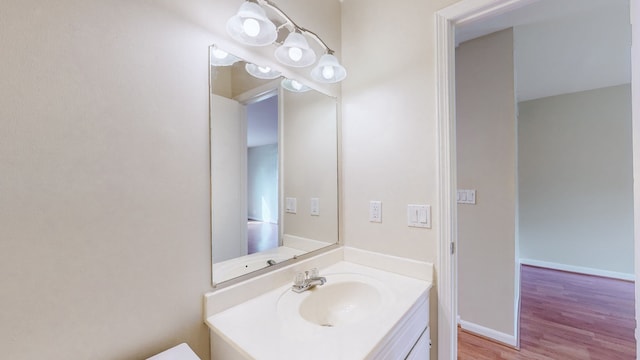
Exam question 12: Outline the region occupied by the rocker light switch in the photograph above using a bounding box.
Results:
[286,197,297,214]
[310,198,320,216]
[457,189,476,205]
[408,204,431,228]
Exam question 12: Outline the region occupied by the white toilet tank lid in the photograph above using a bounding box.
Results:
[146,343,201,360]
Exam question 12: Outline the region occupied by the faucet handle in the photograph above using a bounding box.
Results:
[309,268,320,279]
[294,272,306,286]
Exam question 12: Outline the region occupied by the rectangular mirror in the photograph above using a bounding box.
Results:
[209,45,339,285]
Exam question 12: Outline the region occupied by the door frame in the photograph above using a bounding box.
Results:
[435,0,639,359]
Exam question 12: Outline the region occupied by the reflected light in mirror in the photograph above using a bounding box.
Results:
[282,78,311,93]
[245,63,282,79]
[210,46,241,67]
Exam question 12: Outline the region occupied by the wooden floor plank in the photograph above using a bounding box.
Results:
[458,265,636,360]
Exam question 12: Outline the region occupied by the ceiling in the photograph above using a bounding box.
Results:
[456,0,631,101]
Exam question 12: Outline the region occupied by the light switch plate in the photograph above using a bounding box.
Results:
[457,189,476,205]
[408,204,431,228]
[369,201,382,223]
[285,197,297,214]
[310,198,320,216]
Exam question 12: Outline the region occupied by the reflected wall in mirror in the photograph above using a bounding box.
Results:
[210,45,339,285]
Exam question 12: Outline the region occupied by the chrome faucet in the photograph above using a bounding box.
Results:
[292,268,326,293]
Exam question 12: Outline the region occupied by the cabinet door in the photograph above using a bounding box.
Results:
[406,327,430,360]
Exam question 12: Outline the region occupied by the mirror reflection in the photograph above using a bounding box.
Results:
[210,45,339,284]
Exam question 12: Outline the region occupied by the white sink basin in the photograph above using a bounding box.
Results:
[299,281,381,326]
[277,273,393,328]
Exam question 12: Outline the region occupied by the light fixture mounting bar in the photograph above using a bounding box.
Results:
[256,0,335,54]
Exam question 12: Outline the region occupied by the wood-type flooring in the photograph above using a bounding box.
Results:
[458,265,636,360]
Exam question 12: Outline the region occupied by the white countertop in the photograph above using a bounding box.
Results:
[206,261,431,360]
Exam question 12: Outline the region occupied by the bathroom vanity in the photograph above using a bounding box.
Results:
[204,247,432,359]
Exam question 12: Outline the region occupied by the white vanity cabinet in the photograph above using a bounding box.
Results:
[204,248,433,360]
[406,326,431,359]
[370,289,429,359]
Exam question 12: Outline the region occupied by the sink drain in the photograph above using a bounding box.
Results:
[321,323,334,327]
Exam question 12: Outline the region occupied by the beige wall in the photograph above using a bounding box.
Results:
[282,90,339,244]
[0,1,213,359]
[456,29,518,338]
[518,84,634,275]
[0,0,341,359]
[341,0,461,357]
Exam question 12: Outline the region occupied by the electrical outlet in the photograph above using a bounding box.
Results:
[369,201,382,223]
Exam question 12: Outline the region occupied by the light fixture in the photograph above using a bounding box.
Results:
[311,54,347,83]
[226,2,278,46]
[245,63,282,79]
[274,32,316,67]
[226,0,346,83]
[281,78,311,92]
[210,46,241,66]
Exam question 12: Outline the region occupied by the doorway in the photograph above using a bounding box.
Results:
[246,94,280,254]
[435,0,639,359]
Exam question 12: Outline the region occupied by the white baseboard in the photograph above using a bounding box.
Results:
[459,319,517,347]
[519,258,635,281]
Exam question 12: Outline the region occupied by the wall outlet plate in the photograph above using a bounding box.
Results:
[369,201,382,223]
